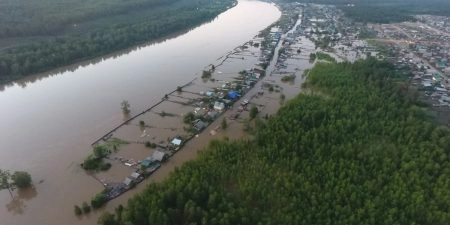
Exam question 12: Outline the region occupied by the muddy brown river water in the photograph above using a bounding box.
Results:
[0,1,281,224]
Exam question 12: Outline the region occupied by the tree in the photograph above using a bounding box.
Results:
[202,70,212,79]
[1,169,33,197]
[12,171,32,189]
[221,118,228,130]
[82,202,91,213]
[93,145,109,159]
[249,106,259,119]
[121,100,130,114]
[74,205,82,216]
[183,112,196,124]
[91,193,108,209]
[0,169,13,197]
[98,212,117,225]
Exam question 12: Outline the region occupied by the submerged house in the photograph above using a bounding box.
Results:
[171,137,182,146]
[206,111,218,120]
[152,150,169,162]
[213,101,225,111]
[140,159,152,168]
[123,177,133,187]
[193,119,208,132]
[130,172,141,180]
[227,90,240,100]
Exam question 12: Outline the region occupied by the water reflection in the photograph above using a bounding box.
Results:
[5,186,37,215]
[0,21,214,92]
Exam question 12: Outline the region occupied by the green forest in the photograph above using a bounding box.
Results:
[97,58,450,225]
[0,0,235,84]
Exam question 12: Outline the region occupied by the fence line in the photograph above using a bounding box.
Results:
[91,78,196,146]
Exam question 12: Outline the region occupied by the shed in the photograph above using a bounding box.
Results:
[214,101,225,111]
[171,138,182,146]
[140,159,152,168]
[442,96,450,103]
[145,162,161,174]
[193,119,208,132]
[123,177,133,186]
[207,111,218,119]
[130,172,141,180]
[152,150,168,162]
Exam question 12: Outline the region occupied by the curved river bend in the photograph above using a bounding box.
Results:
[0,1,281,224]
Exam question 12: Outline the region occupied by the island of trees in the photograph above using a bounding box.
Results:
[95,58,450,225]
[0,0,235,84]
[0,169,32,196]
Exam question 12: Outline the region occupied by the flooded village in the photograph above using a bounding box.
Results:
[4,1,444,224]
[76,2,377,214]
[367,12,450,125]
[79,2,311,209]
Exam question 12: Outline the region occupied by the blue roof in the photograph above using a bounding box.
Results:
[227,90,240,100]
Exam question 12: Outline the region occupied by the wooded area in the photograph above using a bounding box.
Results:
[98,58,450,225]
[0,0,234,84]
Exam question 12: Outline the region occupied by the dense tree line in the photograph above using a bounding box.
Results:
[0,0,235,84]
[97,58,450,225]
[0,0,180,38]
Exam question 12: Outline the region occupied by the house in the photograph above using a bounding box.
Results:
[436,87,448,93]
[193,119,208,132]
[123,177,133,186]
[206,111,218,120]
[442,96,450,103]
[145,162,161,175]
[140,159,152,168]
[227,90,240,100]
[152,150,168,162]
[130,172,141,180]
[171,137,182,147]
[213,101,225,111]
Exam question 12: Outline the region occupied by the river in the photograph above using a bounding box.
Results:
[0,1,281,224]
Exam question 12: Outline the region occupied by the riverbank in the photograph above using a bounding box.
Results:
[0,0,236,84]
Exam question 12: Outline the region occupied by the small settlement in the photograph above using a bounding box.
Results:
[81,2,404,208]
[95,66,272,201]
[83,4,304,204]
[369,12,450,124]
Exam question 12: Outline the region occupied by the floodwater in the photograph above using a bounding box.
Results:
[0,1,281,224]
